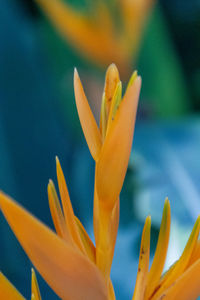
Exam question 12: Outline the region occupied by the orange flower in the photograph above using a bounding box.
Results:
[34,0,154,77]
[1,65,200,300]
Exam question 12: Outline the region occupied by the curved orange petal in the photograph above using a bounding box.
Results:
[108,280,116,300]
[56,157,86,254]
[132,216,151,300]
[96,76,141,209]
[75,216,96,263]
[0,272,25,300]
[104,64,120,114]
[152,216,200,300]
[155,259,200,300]
[48,179,72,244]
[74,69,102,160]
[188,240,200,266]
[95,198,120,280]
[0,192,107,300]
[145,198,171,299]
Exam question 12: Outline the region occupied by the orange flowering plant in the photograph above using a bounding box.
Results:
[34,0,154,76]
[0,65,200,300]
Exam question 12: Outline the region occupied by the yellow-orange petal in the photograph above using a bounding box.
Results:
[188,240,200,266]
[100,93,108,141]
[109,199,120,261]
[153,215,200,300]
[96,76,141,209]
[95,205,114,280]
[56,157,86,254]
[132,216,151,300]
[0,272,25,300]
[145,198,171,299]
[0,192,107,300]
[31,269,42,300]
[104,64,120,114]
[48,180,72,243]
[31,294,36,300]
[106,81,122,133]
[74,68,102,160]
[75,216,96,263]
[155,259,200,300]
[95,197,120,281]
[108,279,116,300]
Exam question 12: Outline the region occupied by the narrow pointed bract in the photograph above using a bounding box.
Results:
[132,217,151,300]
[31,269,42,300]
[48,179,71,242]
[74,68,102,160]
[145,198,171,299]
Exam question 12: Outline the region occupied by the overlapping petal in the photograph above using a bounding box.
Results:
[74,68,102,160]
[132,217,151,300]
[96,76,141,209]
[0,192,107,300]
[145,198,171,299]
[155,259,200,300]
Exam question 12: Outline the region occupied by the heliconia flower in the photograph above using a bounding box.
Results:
[34,0,154,76]
[0,66,200,300]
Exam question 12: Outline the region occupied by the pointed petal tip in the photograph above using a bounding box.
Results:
[74,67,79,79]
[0,191,12,209]
[146,215,151,229]
[165,196,169,203]
[106,63,119,77]
[136,75,142,87]
[48,179,53,186]
[145,215,151,237]
[127,70,141,89]
[55,156,62,171]
[164,197,171,214]
[107,63,118,71]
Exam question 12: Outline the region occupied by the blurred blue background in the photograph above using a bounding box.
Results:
[0,0,200,299]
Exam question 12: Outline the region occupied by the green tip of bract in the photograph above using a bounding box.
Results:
[146,216,151,230]
[108,81,122,126]
[127,70,138,89]
[163,197,171,223]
